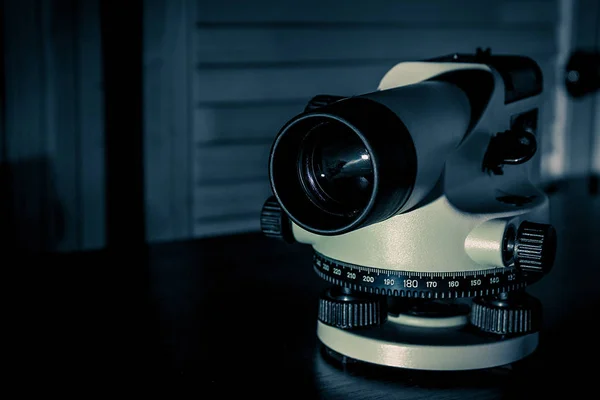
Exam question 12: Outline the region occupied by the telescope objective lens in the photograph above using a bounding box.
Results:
[299,121,374,217]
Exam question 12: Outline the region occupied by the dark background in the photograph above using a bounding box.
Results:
[2,0,599,397]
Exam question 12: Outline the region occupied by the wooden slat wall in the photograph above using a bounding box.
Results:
[540,0,600,182]
[594,98,600,175]
[2,0,105,251]
[143,0,562,240]
[562,0,600,179]
[0,1,5,251]
[0,1,4,166]
[591,3,600,176]
[595,77,600,175]
[77,0,106,249]
[143,0,194,242]
[3,0,47,251]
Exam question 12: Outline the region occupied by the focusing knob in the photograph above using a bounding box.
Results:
[514,221,557,275]
[318,287,387,330]
[260,196,294,243]
[470,292,541,335]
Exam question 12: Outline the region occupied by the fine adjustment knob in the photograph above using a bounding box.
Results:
[470,292,541,335]
[514,221,557,275]
[318,287,387,330]
[260,196,295,243]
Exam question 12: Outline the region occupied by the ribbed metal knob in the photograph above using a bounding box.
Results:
[260,196,294,243]
[318,287,387,330]
[470,292,541,335]
[514,221,557,274]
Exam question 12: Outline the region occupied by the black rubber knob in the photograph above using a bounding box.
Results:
[470,292,541,335]
[260,196,295,243]
[514,221,557,275]
[318,287,387,330]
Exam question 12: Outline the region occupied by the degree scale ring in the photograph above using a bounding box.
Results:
[313,251,527,299]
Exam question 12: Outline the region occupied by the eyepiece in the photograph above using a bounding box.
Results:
[269,97,417,235]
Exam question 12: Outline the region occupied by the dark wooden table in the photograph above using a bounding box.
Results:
[8,178,600,398]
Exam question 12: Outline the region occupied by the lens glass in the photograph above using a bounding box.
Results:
[299,120,374,216]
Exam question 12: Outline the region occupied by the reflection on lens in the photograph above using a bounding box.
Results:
[299,120,374,216]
